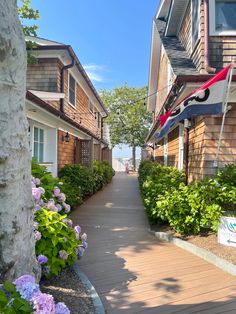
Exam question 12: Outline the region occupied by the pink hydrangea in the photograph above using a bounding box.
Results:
[31,292,55,313]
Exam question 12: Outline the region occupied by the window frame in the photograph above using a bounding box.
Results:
[68,72,76,108]
[33,126,45,163]
[191,0,201,51]
[209,0,236,36]
[89,100,94,113]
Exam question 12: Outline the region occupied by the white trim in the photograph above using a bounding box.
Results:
[191,0,201,51]
[147,21,162,112]
[178,124,184,170]
[164,136,168,166]
[89,100,94,113]
[68,71,77,108]
[209,0,236,36]
[29,90,65,101]
[32,125,45,163]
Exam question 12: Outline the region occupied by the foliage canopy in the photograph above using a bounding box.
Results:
[100,85,152,148]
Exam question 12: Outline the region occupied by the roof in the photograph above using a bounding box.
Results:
[25,36,64,46]
[26,36,108,117]
[155,19,199,77]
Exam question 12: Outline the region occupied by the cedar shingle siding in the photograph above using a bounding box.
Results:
[149,1,236,182]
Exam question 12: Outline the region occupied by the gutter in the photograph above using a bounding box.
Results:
[26,91,108,146]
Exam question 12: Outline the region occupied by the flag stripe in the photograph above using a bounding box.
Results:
[155,102,222,139]
[154,65,232,139]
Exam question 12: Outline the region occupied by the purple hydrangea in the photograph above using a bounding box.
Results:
[32,188,42,202]
[63,203,71,213]
[34,231,41,241]
[76,247,85,257]
[58,193,66,202]
[55,302,70,314]
[38,187,45,194]
[74,225,81,234]
[55,204,62,212]
[31,292,55,314]
[32,180,36,189]
[59,250,68,260]
[53,187,61,197]
[14,275,35,289]
[37,255,48,265]
[82,241,88,249]
[81,233,87,241]
[16,282,40,301]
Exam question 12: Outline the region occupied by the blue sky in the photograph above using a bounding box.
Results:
[30,0,159,158]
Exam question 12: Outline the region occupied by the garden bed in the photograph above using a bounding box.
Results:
[40,268,95,314]
[150,223,236,265]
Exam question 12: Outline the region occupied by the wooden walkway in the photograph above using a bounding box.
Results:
[70,172,236,313]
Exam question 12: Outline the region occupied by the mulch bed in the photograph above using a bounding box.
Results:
[150,223,236,265]
[40,268,95,314]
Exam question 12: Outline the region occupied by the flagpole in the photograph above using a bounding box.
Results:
[215,65,233,170]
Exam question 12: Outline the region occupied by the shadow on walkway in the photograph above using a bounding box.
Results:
[70,173,236,313]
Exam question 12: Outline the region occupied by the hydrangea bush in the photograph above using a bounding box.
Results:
[32,179,87,276]
[0,275,70,313]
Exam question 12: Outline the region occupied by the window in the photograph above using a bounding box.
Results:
[33,127,44,162]
[216,1,236,31]
[69,73,76,106]
[192,0,200,49]
[97,112,101,128]
[210,0,236,35]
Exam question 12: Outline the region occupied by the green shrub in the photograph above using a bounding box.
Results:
[139,162,185,222]
[59,162,113,206]
[35,208,83,276]
[216,164,236,187]
[93,160,113,192]
[139,161,236,235]
[59,164,94,203]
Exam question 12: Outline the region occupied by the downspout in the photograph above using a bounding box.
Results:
[60,56,75,113]
[204,0,216,73]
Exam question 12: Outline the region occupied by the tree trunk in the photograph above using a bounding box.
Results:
[132,145,136,171]
[0,0,39,281]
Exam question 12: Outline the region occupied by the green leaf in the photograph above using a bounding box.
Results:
[3,281,16,293]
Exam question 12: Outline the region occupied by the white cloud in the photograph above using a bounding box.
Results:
[83,64,107,83]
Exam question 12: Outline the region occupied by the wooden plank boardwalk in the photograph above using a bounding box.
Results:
[70,172,236,313]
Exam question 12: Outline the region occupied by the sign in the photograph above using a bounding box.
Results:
[218,216,236,247]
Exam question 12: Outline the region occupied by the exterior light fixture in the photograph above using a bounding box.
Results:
[62,132,70,142]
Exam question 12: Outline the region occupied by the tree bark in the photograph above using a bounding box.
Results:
[0,0,39,281]
[132,145,136,171]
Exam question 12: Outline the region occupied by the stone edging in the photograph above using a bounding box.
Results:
[149,230,236,276]
[73,262,105,314]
